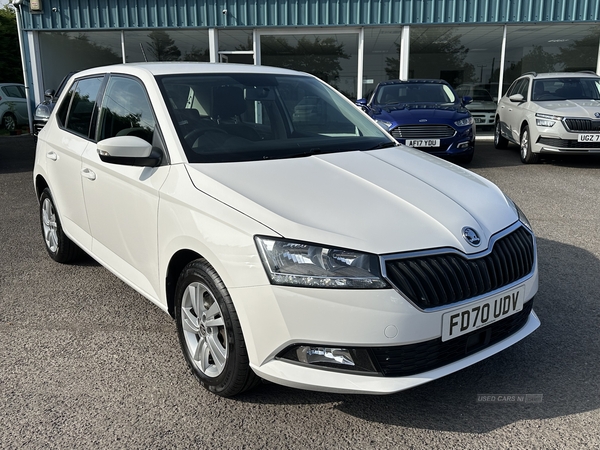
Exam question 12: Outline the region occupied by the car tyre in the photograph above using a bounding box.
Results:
[520,125,539,164]
[2,113,16,131]
[39,188,82,263]
[175,259,260,397]
[494,120,509,149]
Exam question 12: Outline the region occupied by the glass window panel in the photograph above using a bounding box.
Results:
[124,30,210,63]
[362,27,403,101]
[260,33,359,100]
[218,29,253,51]
[64,76,104,138]
[38,32,121,94]
[504,24,600,93]
[409,26,504,95]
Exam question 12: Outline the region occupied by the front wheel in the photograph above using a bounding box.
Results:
[175,259,260,397]
[520,125,540,164]
[39,188,81,263]
[494,120,509,149]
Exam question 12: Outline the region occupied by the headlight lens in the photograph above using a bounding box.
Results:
[535,113,561,128]
[455,116,474,127]
[255,237,388,289]
[34,103,52,120]
[504,195,533,231]
[375,119,393,131]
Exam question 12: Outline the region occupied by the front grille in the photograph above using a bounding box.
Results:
[369,299,533,377]
[384,226,534,309]
[391,124,455,139]
[538,137,600,149]
[563,118,600,132]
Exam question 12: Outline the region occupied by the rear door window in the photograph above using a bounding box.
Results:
[57,76,104,138]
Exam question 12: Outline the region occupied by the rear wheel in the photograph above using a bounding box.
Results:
[494,120,508,149]
[175,259,260,397]
[2,113,16,131]
[39,188,82,263]
[520,125,539,164]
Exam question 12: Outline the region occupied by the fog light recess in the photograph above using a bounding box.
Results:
[277,345,379,373]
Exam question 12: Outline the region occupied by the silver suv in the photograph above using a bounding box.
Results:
[494,71,600,163]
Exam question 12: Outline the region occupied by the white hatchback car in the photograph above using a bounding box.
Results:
[495,71,600,163]
[0,83,28,131]
[34,63,539,396]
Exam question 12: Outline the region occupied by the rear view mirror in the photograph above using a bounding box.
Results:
[245,87,276,101]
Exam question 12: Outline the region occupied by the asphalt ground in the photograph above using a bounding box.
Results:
[1,134,599,449]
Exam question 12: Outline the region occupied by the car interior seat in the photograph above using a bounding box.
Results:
[211,86,261,141]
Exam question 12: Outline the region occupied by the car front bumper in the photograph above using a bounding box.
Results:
[232,266,539,394]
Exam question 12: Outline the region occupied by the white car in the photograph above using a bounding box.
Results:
[0,83,28,131]
[34,63,539,396]
[455,84,497,128]
[495,71,600,163]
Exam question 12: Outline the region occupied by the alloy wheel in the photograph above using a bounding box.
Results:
[180,281,228,378]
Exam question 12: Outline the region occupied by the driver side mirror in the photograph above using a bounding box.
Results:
[462,96,473,105]
[355,98,368,111]
[509,93,525,103]
[97,136,162,167]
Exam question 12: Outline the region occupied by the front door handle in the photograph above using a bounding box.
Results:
[81,168,96,181]
[46,151,58,161]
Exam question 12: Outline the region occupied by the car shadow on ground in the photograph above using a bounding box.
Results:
[239,236,600,434]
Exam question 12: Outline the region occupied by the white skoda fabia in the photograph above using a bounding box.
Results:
[34,63,540,396]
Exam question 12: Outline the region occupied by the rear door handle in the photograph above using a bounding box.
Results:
[81,168,96,181]
[46,151,58,161]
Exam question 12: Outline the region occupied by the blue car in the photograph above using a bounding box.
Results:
[357,79,476,164]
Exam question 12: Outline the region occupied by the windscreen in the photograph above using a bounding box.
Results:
[532,77,600,101]
[157,73,394,163]
[374,83,457,105]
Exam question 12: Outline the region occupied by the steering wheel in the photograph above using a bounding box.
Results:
[536,94,555,100]
[184,127,228,145]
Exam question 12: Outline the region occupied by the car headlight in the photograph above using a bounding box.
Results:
[375,119,393,131]
[535,113,561,128]
[255,237,389,289]
[455,117,474,127]
[34,103,51,120]
[504,195,533,231]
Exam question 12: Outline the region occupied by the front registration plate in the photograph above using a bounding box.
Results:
[578,134,600,142]
[405,139,440,147]
[441,285,525,342]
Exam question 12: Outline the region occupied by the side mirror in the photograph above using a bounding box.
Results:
[355,98,368,111]
[44,89,55,100]
[97,136,162,167]
[462,96,473,105]
[509,93,525,103]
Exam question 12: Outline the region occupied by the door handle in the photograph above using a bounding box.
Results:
[81,168,96,181]
[46,151,58,161]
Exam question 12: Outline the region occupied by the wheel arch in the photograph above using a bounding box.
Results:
[165,249,203,318]
[35,174,49,201]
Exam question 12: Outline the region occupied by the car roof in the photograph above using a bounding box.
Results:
[377,79,451,87]
[523,71,600,79]
[72,62,311,79]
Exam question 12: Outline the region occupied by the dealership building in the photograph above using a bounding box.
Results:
[11,0,600,114]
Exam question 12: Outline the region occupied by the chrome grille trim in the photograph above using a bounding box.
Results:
[381,223,535,311]
[391,124,456,139]
[563,118,600,132]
